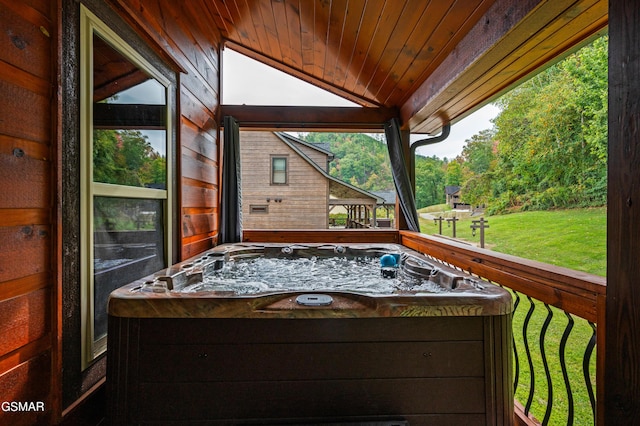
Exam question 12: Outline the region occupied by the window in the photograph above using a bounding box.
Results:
[80,6,173,368]
[272,156,288,184]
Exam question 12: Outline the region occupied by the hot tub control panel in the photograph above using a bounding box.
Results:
[295,294,334,306]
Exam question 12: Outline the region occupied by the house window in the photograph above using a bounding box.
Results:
[80,6,173,368]
[271,156,288,184]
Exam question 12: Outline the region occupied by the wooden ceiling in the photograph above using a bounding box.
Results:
[211,0,494,108]
[206,0,608,133]
[93,35,149,102]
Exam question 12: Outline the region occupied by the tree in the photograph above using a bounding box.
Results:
[459,128,497,207]
[93,129,166,188]
[486,35,608,212]
[414,155,446,208]
[299,132,394,191]
[461,129,496,174]
[445,161,463,186]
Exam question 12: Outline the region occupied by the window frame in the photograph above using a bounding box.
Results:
[271,155,289,185]
[79,5,174,368]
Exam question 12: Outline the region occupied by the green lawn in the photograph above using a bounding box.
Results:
[419,207,606,276]
[418,207,606,424]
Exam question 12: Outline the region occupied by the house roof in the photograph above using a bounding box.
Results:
[445,186,461,195]
[275,132,382,204]
[277,132,334,160]
[372,190,397,206]
[210,0,607,134]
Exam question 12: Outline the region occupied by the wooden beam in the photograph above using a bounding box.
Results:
[242,229,399,244]
[219,105,398,131]
[93,103,166,129]
[401,0,540,131]
[401,0,607,134]
[329,198,376,206]
[605,0,640,423]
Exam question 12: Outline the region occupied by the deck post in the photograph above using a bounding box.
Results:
[605,0,640,423]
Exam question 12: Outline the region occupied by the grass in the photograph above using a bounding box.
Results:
[418,207,606,276]
[418,207,606,424]
[510,293,597,425]
[418,203,452,214]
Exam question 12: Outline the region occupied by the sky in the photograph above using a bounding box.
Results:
[222,49,499,160]
[115,79,167,156]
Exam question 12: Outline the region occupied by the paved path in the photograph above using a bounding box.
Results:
[419,212,437,220]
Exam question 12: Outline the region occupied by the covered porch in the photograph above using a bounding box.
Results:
[2,0,639,425]
[328,180,381,229]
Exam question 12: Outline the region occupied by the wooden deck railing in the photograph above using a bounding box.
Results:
[400,231,607,426]
[242,229,607,425]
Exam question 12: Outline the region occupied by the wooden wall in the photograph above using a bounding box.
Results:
[0,0,57,424]
[111,0,223,260]
[240,131,330,229]
[0,0,222,423]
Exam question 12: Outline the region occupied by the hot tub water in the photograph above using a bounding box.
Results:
[181,255,447,294]
[150,243,486,296]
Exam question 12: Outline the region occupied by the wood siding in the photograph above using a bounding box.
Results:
[111,0,223,259]
[241,131,329,229]
[1,0,223,423]
[0,0,56,425]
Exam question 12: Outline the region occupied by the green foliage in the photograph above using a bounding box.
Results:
[94,197,160,231]
[444,160,463,186]
[329,213,347,227]
[93,129,166,188]
[297,38,608,216]
[302,132,394,192]
[417,203,451,214]
[461,129,496,174]
[415,155,446,208]
[299,132,449,210]
[455,36,608,214]
[460,129,496,207]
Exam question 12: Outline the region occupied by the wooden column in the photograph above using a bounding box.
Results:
[372,203,377,227]
[605,0,640,422]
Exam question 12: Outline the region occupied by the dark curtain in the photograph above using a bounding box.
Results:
[384,118,420,232]
[220,116,242,243]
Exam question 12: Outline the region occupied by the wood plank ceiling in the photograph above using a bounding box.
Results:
[204,0,607,133]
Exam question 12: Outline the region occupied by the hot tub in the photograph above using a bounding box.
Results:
[107,243,513,425]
